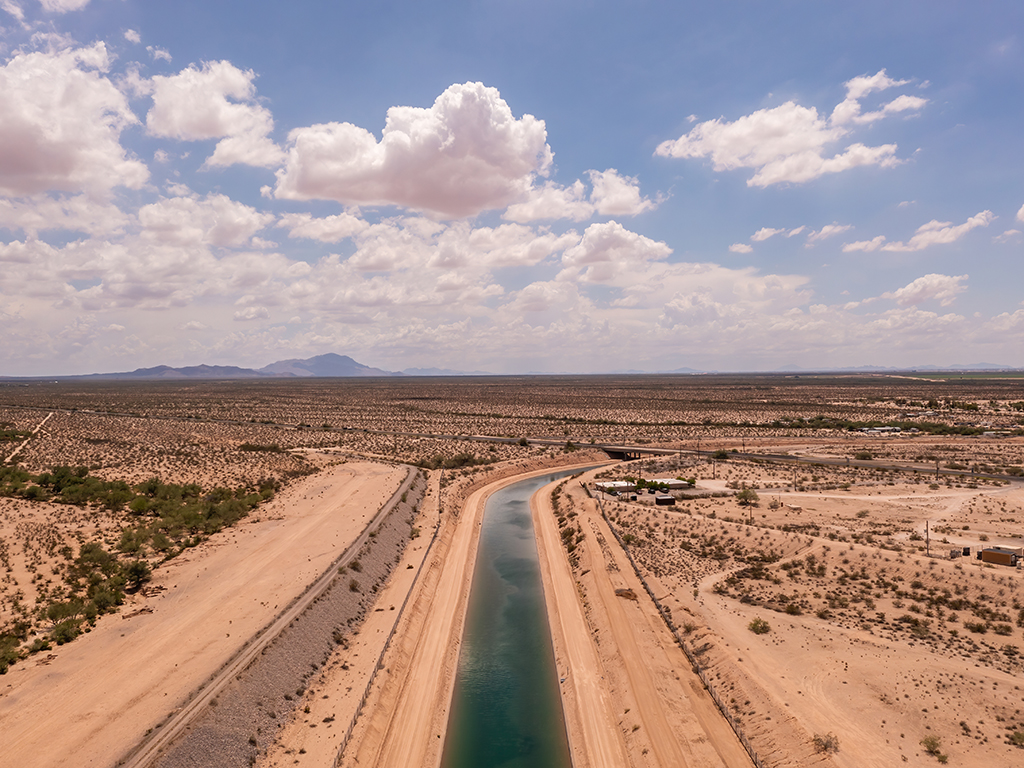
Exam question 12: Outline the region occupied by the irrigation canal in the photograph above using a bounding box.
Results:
[440,467,594,768]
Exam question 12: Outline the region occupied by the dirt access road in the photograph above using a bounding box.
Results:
[534,469,752,768]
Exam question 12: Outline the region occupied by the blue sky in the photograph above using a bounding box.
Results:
[1,0,1021,375]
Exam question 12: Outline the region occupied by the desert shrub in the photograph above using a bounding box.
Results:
[736,487,759,506]
[417,452,491,470]
[52,619,81,645]
[812,732,840,754]
[921,735,946,761]
[0,636,20,674]
[124,560,152,591]
[748,617,771,634]
[238,443,283,452]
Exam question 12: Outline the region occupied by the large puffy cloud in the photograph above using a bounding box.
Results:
[503,180,593,222]
[138,193,275,247]
[560,221,672,284]
[0,43,148,196]
[588,169,657,216]
[656,70,922,186]
[145,60,285,168]
[883,274,967,307]
[274,82,553,218]
[503,169,657,222]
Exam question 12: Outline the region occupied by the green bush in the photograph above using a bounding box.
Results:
[921,735,946,761]
[748,617,771,634]
[52,619,81,645]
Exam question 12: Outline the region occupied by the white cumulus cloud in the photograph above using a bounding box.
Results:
[277,211,370,243]
[751,227,784,242]
[883,273,967,307]
[560,221,671,284]
[138,193,275,248]
[146,60,284,168]
[0,194,129,237]
[806,223,853,244]
[588,168,657,216]
[729,243,753,253]
[274,81,553,219]
[842,236,886,252]
[503,180,594,223]
[234,306,269,321]
[880,211,995,252]
[656,69,922,187]
[0,43,148,196]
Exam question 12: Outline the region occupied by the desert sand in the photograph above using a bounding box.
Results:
[535,468,754,768]
[595,444,1024,767]
[0,459,405,768]
[4,376,1024,768]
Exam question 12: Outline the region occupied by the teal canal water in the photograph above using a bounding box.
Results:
[440,468,590,768]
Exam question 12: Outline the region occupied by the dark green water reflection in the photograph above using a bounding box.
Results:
[440,469,586,768]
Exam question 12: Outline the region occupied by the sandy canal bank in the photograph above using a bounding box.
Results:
[0,458,406,768]
[338,456,609,768]
[533,468,753,767]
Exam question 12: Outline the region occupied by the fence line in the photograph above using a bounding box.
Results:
[333,473,442,767]
[586,486,766,768]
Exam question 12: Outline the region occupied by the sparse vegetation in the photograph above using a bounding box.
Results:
[748,617,771,634]
[813,732,840,754]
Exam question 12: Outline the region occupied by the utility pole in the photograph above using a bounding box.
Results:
[926,519,930,557]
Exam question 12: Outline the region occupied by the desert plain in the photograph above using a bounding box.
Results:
[1,373,1023,768]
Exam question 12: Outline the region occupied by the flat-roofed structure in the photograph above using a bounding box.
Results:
[595,480,636,494]
[648,478,693,490]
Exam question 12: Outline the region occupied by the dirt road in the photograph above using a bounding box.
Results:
[554,472,754,767]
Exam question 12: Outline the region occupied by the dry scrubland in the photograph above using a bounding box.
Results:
[0,374,1023,767]
[587,444,1024,766]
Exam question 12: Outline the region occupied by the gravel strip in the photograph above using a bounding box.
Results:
[153,474,426,768]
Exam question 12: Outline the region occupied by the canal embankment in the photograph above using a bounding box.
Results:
[536,468,754,767]
[341,457,608,768]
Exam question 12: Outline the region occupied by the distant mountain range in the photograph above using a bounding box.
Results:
[3,353,490,380]
[2,354,1020,381]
